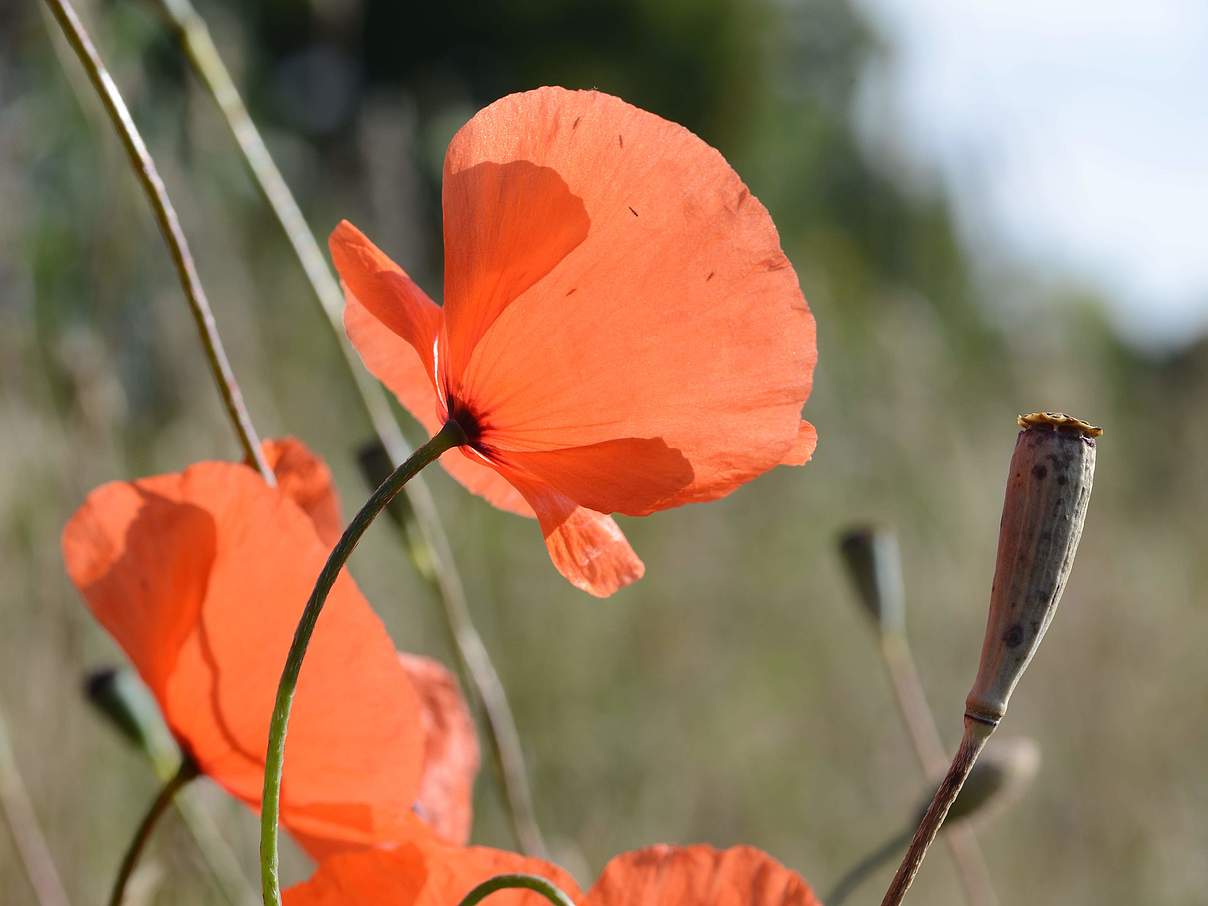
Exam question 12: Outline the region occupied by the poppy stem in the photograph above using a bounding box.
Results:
[40,0,274,484]
[878,636,998,906]
[259,421,466,906]
[456,873,578,906]
[357,443,548,858]
[109,758,200,906]
[147,0,548,858]
[879,720,992,906]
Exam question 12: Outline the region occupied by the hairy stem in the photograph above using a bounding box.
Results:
[151,0,545,856]
[41,0,272,482]
[457,874,578,906]
[259,421,465,906]
[0,706,71,906]
[879,635,997,906]
[109,759,199,906]
[880,720,993,906]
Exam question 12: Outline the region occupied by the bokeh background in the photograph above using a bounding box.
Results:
[2,0,1205,903]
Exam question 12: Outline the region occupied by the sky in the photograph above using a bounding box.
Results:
[854,0,1208,348]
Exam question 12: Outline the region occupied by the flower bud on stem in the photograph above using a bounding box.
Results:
[880,413,1099,906]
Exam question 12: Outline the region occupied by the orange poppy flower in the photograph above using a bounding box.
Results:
[63,438,478,853]
[285,838,821,906]
[332,87,817,597]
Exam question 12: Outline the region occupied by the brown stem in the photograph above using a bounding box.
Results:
[41,0,273,483]
[879,636,997,906]
[881,720,993,906]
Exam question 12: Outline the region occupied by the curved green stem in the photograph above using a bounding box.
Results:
[457,874,578,906]
[259,421,465,906]
[40,0,273,482]
[109,758,199,906]
[357,443,547,857]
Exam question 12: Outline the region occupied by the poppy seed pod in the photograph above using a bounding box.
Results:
[965,412,1100,728]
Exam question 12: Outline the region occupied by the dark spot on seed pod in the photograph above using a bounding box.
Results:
[1003,624,1025,648]
[1032,464,1048,480]
[1057,474,1068,485]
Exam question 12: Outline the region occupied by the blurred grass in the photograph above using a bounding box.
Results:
[3,0,1207,903]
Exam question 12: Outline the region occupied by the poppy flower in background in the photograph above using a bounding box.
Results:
[332,86,817,598]
[284,837,821,906]
[62,438,478,854]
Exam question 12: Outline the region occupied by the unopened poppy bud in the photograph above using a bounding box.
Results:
[965,413,1100,728]
[83,667,174,761]
[928,736,1041,827]
[838,525,906,636]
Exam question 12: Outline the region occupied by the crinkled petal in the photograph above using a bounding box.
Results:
[583,844,821,906]
[399,653,480,845]
[263,437,344,546]
[440,156,590,385]
[63,462,426,849]
[498,466,644,597]
[444,88,815,512]
[331,220,443,386]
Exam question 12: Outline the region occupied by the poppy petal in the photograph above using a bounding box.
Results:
[780,420,818,467]
[64,463,426,849]
[345,292,533,518]
[446,88,815,512]
[285,840,581,906]
[284,845,429,906]
[263,437,344,546]
[398,653,480,845]
[492,437,692,517]
[499,467,644,597]
[330,220,443,387]
[582,844,821,906]
[440,156,590,385]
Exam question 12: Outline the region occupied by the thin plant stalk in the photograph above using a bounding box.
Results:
[149,0,546,857]
[878,635,997,906]
[457,874,578,906]
[41,0,273,483]
[109,759,200,906]
[0,706,71,906]
[169,790,256,906]
[880,720,992,906]
[145,753,254,906]
[260,421,465,906]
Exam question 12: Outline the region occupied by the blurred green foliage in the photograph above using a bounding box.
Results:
[2,0,1206,904]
